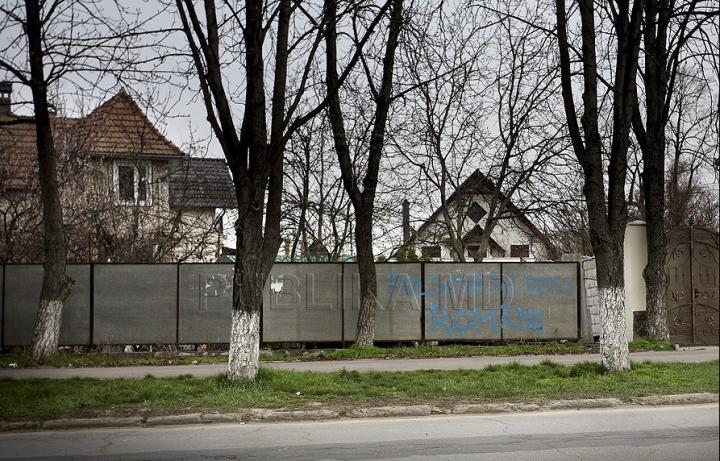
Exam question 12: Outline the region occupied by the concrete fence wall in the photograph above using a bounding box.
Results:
[1,261,583,347]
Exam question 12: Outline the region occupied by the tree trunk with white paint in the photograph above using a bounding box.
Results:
[228,307,261,380]
[354,209,378,346]
[599,286,631,371]
[555,0,641,372]
[24,0,74,363]
[325,0,404,347]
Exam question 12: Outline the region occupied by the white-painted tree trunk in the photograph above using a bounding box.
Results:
[31,299,63,363]
[599,286,631,372]
[227,308,260,380]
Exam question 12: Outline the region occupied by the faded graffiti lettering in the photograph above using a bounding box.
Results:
[269,273,335,310]
[524,275,573,296]
[388,272,573,298]
[430,303,543,336]
[387,272,516,297]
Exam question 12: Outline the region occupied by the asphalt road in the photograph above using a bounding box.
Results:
[1,404,717,460]
[1,347,717,379]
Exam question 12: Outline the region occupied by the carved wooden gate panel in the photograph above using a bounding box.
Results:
[666,226,719,345]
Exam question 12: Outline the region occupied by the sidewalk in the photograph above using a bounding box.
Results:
[1,347,717,379]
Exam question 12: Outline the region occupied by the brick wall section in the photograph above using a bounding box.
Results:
[561,254,599,342]
[581,257,600,338]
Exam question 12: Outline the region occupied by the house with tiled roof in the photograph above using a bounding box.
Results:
[399,169,555,262]
[0,84,235,263]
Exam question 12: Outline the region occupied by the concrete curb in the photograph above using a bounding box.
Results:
[2,393,717,432]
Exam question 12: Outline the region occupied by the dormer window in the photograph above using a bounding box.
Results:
[114,160,152,205]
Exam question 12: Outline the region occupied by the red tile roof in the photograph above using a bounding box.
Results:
[82,89,183,157]
[1,89,183,190]
[0,114,40,189]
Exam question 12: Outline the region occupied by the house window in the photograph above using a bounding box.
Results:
[467,202,487,223]
[467,246,482,259]
[114,160,151,205]
[422,246,441,259]
[511,245,529,258]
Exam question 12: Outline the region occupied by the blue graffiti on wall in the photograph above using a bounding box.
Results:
[524,274,573,296]
[384,271,574,337]
[430,303,543,335]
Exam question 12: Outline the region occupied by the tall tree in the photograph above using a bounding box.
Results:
[325,0,404,346]
[175,0,387,377]
[630,0,717,341]
[555,0,644,372]
[391,1,490,263]
[176,0,309,379]
[664,66,720,231]
[24,0,73,362]
[283,115,355,262]
[0,0,133,361]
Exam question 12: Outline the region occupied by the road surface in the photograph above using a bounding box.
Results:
[1,404,717,461]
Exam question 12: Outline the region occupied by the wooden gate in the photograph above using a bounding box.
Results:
[666,226,719,345]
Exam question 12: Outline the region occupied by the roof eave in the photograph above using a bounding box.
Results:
[90,152,184,161]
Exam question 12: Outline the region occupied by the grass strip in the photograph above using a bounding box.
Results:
[0,338,674,369]
[1,359,716,419]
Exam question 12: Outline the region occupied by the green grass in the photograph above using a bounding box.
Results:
[1,360,716,419]
[0,338,675,368]
[323,342,600,359]
[0,349,228,369]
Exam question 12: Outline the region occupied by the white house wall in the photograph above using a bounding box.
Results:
[425,194,542,261]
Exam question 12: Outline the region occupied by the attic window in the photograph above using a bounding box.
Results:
[467,202,486,223]
[114,160,152,205]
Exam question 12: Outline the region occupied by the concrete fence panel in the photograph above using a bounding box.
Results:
[2,265,90,347]
[178,264,233,344]
[344,263,423,342]
[500,263,579,340]
[93,265,177,345]
[263,263,344,342]
[423,263,503,341]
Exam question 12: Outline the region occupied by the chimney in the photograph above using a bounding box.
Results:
[402,199,410,243]
[0,82,11,115]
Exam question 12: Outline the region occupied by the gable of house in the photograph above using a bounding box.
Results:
[82,89,184,158]
[407,169,554,261]
[1,88,184,192]
[165,157,237,262]
[0,114,38,190]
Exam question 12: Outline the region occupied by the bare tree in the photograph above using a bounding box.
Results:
[465,3,568,262]
[283,114,355,262]
[0,0,95,362]
[390,1,570,263]
[0,1,199,361]
[389,1,490,262]
[665,64,719,231]
[555,0,644,372]
[325,0,404,346]
[629,0,717,342]
[175,0,304,379]
[173,0,388,377]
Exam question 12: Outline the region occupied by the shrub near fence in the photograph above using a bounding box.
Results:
[0,262,582,347]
